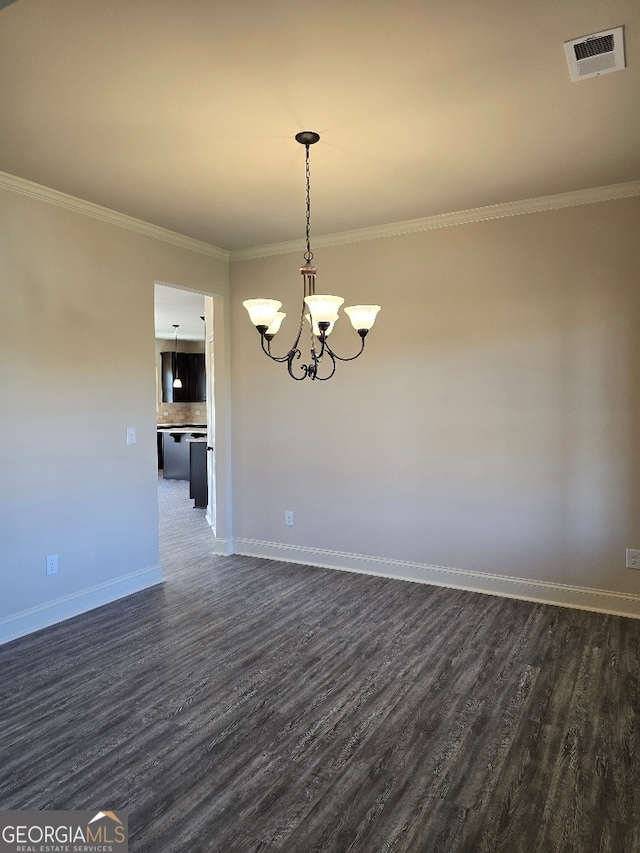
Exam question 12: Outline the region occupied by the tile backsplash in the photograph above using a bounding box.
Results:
[157,402,206,425]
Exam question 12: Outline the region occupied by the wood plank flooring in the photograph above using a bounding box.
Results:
[1,478,639,852]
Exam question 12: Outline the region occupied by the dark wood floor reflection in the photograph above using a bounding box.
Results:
[2,478,639,852]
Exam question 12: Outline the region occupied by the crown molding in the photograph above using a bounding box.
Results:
[0,170,230,262]
[4,169,639,265]
[230,179,640,261]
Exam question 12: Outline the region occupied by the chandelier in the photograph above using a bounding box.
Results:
[243,131,381,381]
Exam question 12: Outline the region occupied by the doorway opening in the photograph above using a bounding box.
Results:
[154,282,219,541]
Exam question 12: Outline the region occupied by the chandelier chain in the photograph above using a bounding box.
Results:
[304,144,313,262]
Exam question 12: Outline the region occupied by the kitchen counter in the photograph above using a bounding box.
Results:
[157,424,207,433]
[157,427,208,507]
[158,426,207,480]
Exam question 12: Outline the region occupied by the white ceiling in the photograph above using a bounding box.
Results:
[154,283,205,342]
[1,0,639,252]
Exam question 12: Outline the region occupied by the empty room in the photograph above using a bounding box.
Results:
[1,0,640,851]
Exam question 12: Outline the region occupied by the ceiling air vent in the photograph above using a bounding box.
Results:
[564,27,625,81]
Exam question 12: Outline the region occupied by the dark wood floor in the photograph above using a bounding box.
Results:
[2,479,639,852]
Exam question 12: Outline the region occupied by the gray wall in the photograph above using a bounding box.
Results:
[230,197,640,612]
[2,179,640,642]
[0,186,229,641]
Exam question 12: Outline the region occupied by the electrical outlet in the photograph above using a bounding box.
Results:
[627,549,640,569]
[285,511,294,527]
[46,554,58,576]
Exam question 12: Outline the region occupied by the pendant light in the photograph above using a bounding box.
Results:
[243,132,381,381]
[172,324,182,389]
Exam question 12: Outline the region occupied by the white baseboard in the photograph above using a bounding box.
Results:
[234,539,640,620]
[205,510,233,555]
[0,564,163,646]
[4,544,637,648]
[211,537,234,556]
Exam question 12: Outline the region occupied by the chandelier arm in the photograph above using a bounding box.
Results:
[260,333,314,380]
[260,316,307,363]
[260,292,307,362]
[287,349,310,380]
[322,333,367,363]
[315,330,328,361]
[312,347,337,381]
[260,334,295,363]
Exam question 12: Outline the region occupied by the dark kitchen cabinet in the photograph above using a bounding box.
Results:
[192,353,206,402]
[189,440,208,508]
[157,431,164,469]
[162,432,190,480]
[161,352,206,403]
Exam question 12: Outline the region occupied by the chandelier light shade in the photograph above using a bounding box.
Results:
[243,298,282,328]
[266,312,287,336]
[305,313,336,338]
[344,304,382,331]
[303,294,344,325]
[243,131,381,381]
